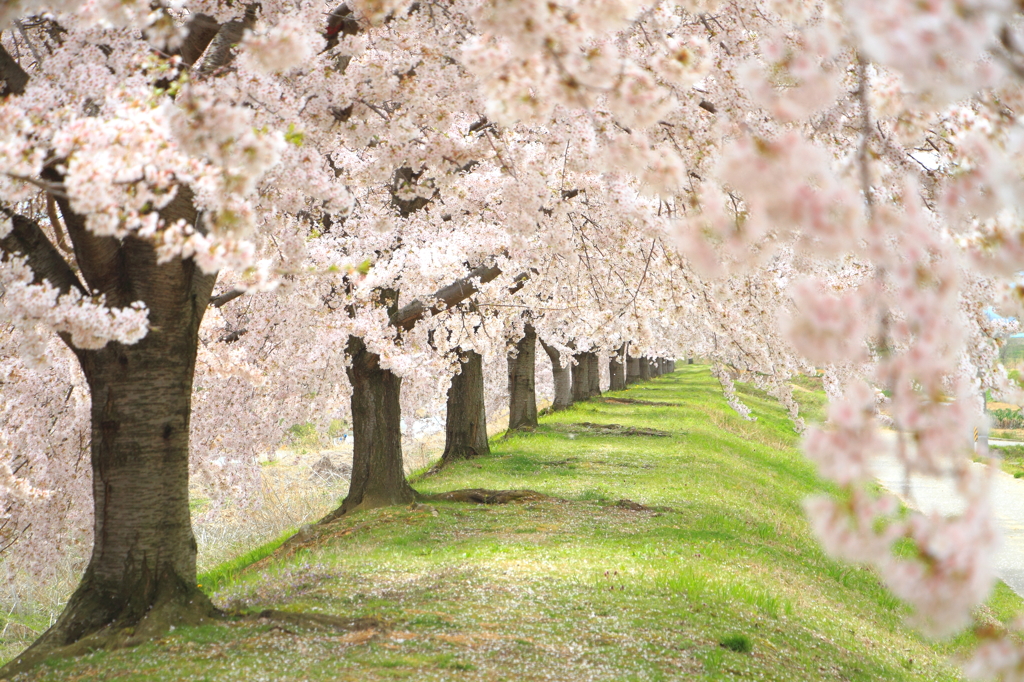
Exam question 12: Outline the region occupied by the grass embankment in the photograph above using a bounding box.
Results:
[12,367,1023,681]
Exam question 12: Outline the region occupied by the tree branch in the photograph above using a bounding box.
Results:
[196,7,257,77]
[178,13,221,67]
[210,288,244,307]
[0,43,29,97]
[0,209,86,296]
[390,263,503,331]
[39,167,124,298]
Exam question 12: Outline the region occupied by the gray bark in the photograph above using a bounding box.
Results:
[586,352,601,397]
[540,339,572,411]
[639,356,652,381]
[626,354,641,384]
[507,325,538,431]
[441,349,490,462]
[609,344,626,391]
[1,194,219,672]
[571,353,590,403]
[329,336,415,518]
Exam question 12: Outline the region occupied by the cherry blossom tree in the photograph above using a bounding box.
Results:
[3,0,1024,679]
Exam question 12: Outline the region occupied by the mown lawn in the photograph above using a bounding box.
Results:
[11,366,1022,681]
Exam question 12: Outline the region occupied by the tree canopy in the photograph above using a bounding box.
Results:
[2,0,1024,677]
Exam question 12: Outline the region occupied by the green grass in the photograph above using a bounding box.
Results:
[196,527,298,595]
[10,366,1023,681]
[986,444,1024,477]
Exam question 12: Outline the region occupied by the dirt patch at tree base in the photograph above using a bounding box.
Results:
[419,489,555,504]
[550,422,675,437]
[595,397,685,407]
[251,610,381,635]
[611,498,677,513]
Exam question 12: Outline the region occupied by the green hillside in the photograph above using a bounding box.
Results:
[12,367,1021,681]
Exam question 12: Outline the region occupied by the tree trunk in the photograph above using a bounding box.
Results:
[507,325,538,431]
[540,339,573,411]
[327,336,415,518]
[639,356,652,381]
[609,344,626,391]
[441,349,490,463]
[586,352,601,397]
[651,358,661,378]
[7,236,219,672]
[571,352,590,403]
[626,354,641,384]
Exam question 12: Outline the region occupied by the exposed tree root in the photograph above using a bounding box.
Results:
[0,585,221,679]
[418,488,555,504]
[612,498,677,513]
[250,610,381,634]
[1,596,381,678]
[420,447,487,477]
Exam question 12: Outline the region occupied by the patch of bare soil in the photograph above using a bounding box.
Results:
[611,498,677,513]
[420,489,556,504]
[550,422,674,437]
[595,397,685,407]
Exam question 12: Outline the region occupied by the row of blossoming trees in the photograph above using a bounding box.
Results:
[1,0,1023,677]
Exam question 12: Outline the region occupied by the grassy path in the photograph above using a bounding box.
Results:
[14,367,1023,681]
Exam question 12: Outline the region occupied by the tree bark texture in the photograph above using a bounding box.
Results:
[586,352,601,397]
[571,353,591,403]
[639,356,652,381]
[441,349,490,462]
[507,325,538,430]
[540,339,572,411]
[332,336,415,516]
[609,345,626,392]
[626,355,641,384]
[4,203,220,671]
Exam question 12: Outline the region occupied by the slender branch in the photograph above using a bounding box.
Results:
[45,193,73,254]
[3,173,67,198]
[210,288,245,307]
[13,21,42,66]
[614,238,657,318]
[856,53,874,218]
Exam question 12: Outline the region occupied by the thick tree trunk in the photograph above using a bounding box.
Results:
[571,352,590,403]
[609,344,626,391]
[639,356,652,381]
[670,360,676,372]
[651,358,661,378]
[507,325,538,431]
[327,336,415,518]
[441,349,490,462]
[626,354,641,384]
[6,235,219,673]
[586,352,601,397]
[540,339,573,411]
